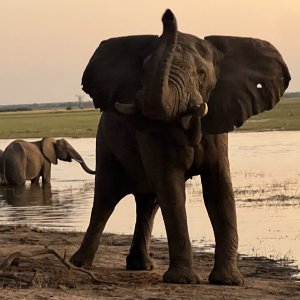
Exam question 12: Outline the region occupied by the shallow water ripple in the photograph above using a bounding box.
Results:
[0,133,299,272]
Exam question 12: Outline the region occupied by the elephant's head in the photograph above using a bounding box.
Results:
[134,10,214,122]
[82,9,290,134]
[114,9,212,126]
[41,138,95,175]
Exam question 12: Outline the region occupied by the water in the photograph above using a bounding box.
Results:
[0,132,299,273]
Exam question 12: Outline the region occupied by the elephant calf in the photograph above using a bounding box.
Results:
[1,137,95,185]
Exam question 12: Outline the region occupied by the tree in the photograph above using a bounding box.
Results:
[75,94,85,109]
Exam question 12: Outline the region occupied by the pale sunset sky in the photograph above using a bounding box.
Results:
[0,0,299,105]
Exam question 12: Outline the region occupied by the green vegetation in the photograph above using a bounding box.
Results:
[239,98,300,131]
[0,109,100,139]
[0,98,299,139]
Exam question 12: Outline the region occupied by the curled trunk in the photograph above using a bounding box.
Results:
[59,139,96,175]
[70,155,95,175]
[137,9,178,121]
[79,160,96,175]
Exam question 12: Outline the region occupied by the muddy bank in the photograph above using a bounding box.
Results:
[0,225,299,299]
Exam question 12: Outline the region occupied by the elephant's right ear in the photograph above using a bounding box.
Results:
[42,137,58,165]
[202,36,291,134]
[81,35,158,110]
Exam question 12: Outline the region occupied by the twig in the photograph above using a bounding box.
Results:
[63,249,67,261]
[0,247,117,285]
[0,271,33,286]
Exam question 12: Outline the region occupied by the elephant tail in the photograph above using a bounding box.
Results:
[3,172,7,185]
[2,152,8,185]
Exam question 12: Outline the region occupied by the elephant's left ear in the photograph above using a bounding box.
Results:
[42,137,58,165]
[202,36,291,134]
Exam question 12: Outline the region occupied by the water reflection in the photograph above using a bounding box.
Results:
[0,184,52,207]
[0,181,95,229]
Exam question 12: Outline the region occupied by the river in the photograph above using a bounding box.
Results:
[0,131,299,276]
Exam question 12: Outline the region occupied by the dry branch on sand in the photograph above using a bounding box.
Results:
[0,246,116,286]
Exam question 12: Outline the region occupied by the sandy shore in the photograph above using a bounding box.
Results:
[0,225,299,299]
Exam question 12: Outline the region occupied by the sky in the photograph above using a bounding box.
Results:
[0,0,299,105]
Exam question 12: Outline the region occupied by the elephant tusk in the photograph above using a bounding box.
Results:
[190,103,208,117]
[114,102,137,114]
[201,103,208,116]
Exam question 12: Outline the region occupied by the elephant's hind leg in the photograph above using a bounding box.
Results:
[126,193,159,270]
[31,176,40,185]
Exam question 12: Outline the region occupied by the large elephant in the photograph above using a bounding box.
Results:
[2,137,95,185]
[70,9,290,285]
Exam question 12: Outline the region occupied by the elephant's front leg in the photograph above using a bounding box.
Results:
[200,134,244,285]
[159,174,199,284]
[70,149,125,268]
[138,133,199,284]
[126,193,159,270]
[41,161,51,184]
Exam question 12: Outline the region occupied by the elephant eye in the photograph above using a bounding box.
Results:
[257,83,263,89]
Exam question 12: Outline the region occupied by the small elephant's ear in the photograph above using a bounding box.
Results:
[41,137,58,164]
[202,36,291,134]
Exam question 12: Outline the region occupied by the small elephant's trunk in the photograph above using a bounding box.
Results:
[60,139,96,175]
[71,156,95,175]
[77,159,96,175]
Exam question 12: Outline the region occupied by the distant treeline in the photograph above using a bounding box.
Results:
[0,101,94,112]
[0,93,299,112]
[283,92,300,98]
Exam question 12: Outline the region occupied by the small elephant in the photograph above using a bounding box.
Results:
[70,10,290,285]
[2,137,95,185]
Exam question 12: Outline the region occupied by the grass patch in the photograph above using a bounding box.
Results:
[239,98,300,131]
[0,98,299,139]
[0,109,100,139]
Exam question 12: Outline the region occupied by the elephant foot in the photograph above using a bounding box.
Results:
[209,264,244,285]
[126,252,154,270]
[69,250,94,268]
[163,266,200,284]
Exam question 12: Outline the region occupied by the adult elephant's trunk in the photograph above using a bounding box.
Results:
[137,9,178,121]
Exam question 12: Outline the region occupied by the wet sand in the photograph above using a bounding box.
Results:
[0,225,299,299]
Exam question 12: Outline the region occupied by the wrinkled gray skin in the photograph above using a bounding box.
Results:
[70,9,290,285]
[2,138,95,185]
